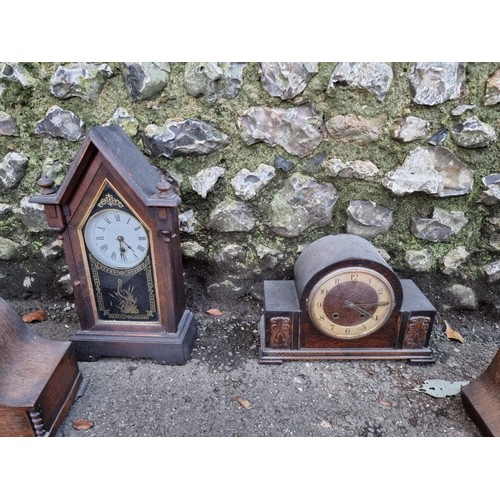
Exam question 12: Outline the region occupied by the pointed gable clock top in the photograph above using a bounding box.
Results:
[32,125,180,208]
[29,124,197,364]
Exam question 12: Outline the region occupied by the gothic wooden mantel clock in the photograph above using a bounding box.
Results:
[31,125,197,364]
[259,234,436,364]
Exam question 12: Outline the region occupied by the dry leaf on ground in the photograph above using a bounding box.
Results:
[379,399,397,407]
[22,309,47,323]
[443,320,464,343]
[235,396,252,410]
[72,418,94,431]
[206,308,224,316]
[413,379,468,398]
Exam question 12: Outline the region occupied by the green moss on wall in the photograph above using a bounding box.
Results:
[0,62,499,299]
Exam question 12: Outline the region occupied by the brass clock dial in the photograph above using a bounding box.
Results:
[307,266,395,339]
[84,208,149,270]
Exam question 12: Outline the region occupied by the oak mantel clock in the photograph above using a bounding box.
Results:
[31,125,197,364]
[259,234,436,364]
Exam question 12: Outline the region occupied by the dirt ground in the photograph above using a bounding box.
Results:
[3,278,499,499]
[7,281,499,438]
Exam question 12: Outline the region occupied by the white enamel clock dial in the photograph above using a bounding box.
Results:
[83,208,149,270]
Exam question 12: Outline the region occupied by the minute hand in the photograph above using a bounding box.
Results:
[347,301,390,307]
[344,301,373,318]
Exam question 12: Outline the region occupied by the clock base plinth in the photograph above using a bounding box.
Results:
[461,348,500,437]
[258,316,434,364]
[71,310,197,365]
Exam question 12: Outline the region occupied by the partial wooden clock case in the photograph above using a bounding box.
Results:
[0,297,82,437]
[259,234,436,364]
[461,347,500,436]
[31,125,197,364]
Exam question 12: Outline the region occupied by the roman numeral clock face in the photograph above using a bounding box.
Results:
[84,209,149,269]
[81,189,158,322]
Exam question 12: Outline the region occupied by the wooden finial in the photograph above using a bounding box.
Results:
[37,173,56,195]
[156,175,172,198]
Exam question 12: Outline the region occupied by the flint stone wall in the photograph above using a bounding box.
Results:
[0,62,499,312]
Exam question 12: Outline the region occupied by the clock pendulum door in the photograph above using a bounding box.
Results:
[82,186,158,323]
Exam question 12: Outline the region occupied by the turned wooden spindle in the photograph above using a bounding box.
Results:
[36,173,56,195]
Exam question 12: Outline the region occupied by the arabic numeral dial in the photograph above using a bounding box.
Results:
[308,267,395,340]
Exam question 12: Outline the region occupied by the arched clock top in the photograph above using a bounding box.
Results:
[294,235,403,309]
